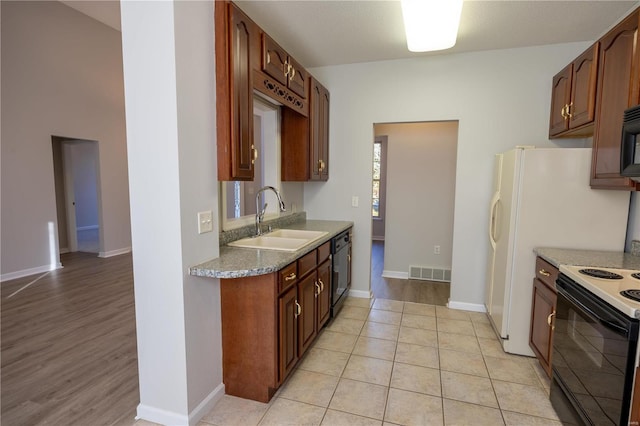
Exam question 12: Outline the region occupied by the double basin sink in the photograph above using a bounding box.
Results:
[227,229,328,252]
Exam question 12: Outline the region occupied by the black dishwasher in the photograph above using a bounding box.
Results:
[330,229,351,317]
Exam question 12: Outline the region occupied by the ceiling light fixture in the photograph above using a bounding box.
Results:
[400,0,463,52]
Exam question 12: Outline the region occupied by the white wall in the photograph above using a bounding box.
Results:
[308,42,590,308]
[1,1,131,279]
[121,1,222,424]
[375,122,457,276]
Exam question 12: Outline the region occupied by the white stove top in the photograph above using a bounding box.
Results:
[560,264,640,319]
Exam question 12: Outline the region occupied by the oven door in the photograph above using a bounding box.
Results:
[551,275,639,425]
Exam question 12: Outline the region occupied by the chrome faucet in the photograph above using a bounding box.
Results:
[255,186,286,236]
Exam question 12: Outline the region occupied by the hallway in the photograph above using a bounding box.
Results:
[371,241,450,306]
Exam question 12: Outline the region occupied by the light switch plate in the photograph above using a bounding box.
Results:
[198,211,213,234]
[351,196,359,207]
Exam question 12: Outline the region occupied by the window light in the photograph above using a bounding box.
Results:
[400,0,463,52]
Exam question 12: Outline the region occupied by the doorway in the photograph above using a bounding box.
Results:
[51,137,101,257]
[369,121,458,305]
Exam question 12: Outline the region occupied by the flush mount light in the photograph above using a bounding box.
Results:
[400,0,463,52]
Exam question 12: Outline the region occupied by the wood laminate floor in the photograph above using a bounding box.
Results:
[371,241,450,306]
[1,252,139,426]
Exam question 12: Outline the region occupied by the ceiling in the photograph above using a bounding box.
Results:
[62,0,639,68]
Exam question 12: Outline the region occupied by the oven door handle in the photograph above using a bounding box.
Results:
[558,287,629,336]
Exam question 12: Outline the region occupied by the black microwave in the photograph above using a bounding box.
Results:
[620,104,640,182]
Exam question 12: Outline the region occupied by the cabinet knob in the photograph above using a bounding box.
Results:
[547,311,555,330]
[284,272,297,281]
[539,269,551,277]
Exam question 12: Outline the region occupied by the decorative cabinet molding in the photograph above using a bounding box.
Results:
[262,34,307,99]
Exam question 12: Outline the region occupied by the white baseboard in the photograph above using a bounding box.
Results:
[77,225,99,231]
[136,383,225,426]
[189,383,225,425]
[98,247,131,258]
[348,289,372,299]
[382,270,408,279]
[1,262,62,282]
[447,300,486,313]
[60,247,70,254]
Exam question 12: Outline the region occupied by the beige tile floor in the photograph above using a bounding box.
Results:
[142,297,564,426]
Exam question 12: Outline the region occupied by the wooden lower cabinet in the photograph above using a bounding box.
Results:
[222,241,332,402]
[529,257,559,377]
[278,285,298,383]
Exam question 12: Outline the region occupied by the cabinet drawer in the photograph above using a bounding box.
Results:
[535,257,558,290]
[298,250,317,278]
[278,262,298,293]
[317,241,330,264]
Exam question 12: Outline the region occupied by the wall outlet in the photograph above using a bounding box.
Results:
[434,245,441,255]
[198,211,213,234]
[351,196,359,207]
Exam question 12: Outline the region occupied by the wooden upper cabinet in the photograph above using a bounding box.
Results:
[569,44,599,129]
[281,76,330,182]
[261,34,307,99]
[591,9,640,190]
[310,78,330,181]
[215,1,259,181]
[549,64,573,136]
[549,44,599,138]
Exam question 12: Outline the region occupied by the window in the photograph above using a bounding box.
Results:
[372,141,381,217]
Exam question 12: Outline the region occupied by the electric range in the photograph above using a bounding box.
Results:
[559,264,640,319]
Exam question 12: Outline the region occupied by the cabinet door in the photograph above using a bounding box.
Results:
[262,34,288,86]
[569,43,599,129]
[529,278,556,377]
[317,260,331,329]
[229,4,255,180]
[279,285,298,383]
[310,78,330,181]
[297,273,317,356]
[287,56,307,99]
[549,64,572,137]
[591,9,640,190]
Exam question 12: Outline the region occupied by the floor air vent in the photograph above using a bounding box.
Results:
[409,266,451,282]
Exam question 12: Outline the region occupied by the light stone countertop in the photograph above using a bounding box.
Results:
[534,247,640,270]
[190,219,353,279]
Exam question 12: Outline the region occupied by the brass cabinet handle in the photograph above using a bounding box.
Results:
[561,105,568,119]
[547,311,555,330]
[539,269,551,277]
[315,282,320,298]
[284,272,297,281]
[318,159,325,172]
[318,279,324,292]
[295,301,301,318]
[566,102,574,118]
[251,144,258,165]
[283,60,290,76]
[289,64,296,80]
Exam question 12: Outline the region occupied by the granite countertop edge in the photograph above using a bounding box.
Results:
[190,220,354,279]
[534,247,640,271]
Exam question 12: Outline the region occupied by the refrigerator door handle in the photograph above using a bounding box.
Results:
[489,192,500,249]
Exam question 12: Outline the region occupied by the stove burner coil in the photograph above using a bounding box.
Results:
[621,290,640,302]
[632,273,640,280]
[578,268,624,280]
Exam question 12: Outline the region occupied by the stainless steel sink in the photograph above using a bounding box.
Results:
[227,229,328,252]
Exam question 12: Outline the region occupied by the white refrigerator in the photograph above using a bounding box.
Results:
[485,147,630,356]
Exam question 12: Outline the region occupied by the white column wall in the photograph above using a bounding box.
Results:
[120,1,221,424]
